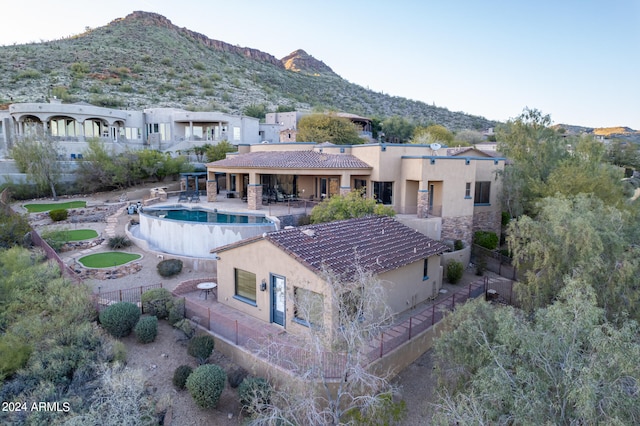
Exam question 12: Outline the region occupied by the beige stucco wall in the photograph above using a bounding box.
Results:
[217,238,444,337]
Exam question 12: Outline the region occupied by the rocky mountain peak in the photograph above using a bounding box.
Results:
[281,49,334,75]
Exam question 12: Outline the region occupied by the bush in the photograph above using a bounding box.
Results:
[157,258,183,277]
[228,367,248,388]
[49,209,68,222]
[168,297,185,325]
[108,235,132,249]
[173,365,193,390]
[188,335,215,365]
[0,334,32,380]
[238,377,272,416]
[446,260,464,284]
[474,231,499,250]
[501,211,511,227]
[99,302,141,338]
[174,319,195,340]
[141,288,173,319]
[134,316,158,344]
[186,364,226,408]
[453,239,464,251]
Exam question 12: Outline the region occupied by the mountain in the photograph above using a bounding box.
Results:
[0,11,495,130]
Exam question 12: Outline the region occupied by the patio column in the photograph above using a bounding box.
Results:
[340,173,351,196]
[247,172,262,210]
[207,179,217,202]
[417,188,429,218]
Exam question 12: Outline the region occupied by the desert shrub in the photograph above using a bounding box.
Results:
[134,316,158,344]
[446,260,464,284]
[453,239,464,251]
[99,302,141,338]
[172,365,193,390]
[157,258,183,277]
[141,288,173,319]
[108,235,131,249]
[186,364,226,408]
[168,297,185,325]
[49,208,68,222]
[111,341,127,364]
[174,319,195,340]
[228,367,248,388]
[188,335,215,365]
[238,377,272,416]
[41,229,67,252]
[473,231,499,250]
[0,334,32,380]
[501,211,511,227]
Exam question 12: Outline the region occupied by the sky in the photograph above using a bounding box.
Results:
[1,0,638,129]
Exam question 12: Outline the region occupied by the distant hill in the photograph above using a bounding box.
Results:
[0,11,495,131]
[554,124,640,143]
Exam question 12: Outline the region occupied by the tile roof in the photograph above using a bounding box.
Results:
[207,150,371,169]
[264,216,449,278]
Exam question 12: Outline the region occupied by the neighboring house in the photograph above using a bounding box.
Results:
[205,141,506,244]
[0,100,262,158]
[265,111,373,142]
[214,215,449,336]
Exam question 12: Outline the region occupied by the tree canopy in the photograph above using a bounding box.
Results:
[10,131,64,200]
[296,113,364,145]
[310,189,396,224]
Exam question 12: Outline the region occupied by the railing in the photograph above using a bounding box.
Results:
[471,244,517,280]
[93,283,164,312]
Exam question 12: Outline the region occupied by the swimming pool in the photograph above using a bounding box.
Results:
[135,205,277,258]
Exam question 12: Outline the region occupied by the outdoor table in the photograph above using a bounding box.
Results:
[197,282,217,300]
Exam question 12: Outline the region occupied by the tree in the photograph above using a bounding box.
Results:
[432,279,640,425]
[204,140,237,162]
[310,189,395,224]
[496,108,569,216]
[75,138,119,192]
[297,113,364,145]
[507,194,640,320]
[248,266,404,425]
[454,129,484,145]
[380,116,414,143]
[243,103,268,120]
[10,130,64,200]
[411,124,454,145]
[608,139,640,170]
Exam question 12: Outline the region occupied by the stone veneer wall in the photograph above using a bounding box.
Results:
[247,184,262,210]
[206,179,217,202]
[473,210,502,237]
[417,190,429,218]
[441,215,474,245]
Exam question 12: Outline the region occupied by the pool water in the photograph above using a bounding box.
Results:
[145,207,270,224]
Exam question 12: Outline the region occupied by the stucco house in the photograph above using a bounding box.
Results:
[214,215,449,336]
[205,141,505,245]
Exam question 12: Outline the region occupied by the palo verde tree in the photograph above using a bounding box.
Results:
[10,128,65,200]
[247,266,405,425]
[296,113,364,145]
[204,140,237,162]
[380,116,415,143]
[310,189,396,224]
[507,193,640,320]
[432,279,640,424]
[411,124,454,145]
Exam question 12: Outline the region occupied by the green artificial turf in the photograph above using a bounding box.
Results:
[78,252,141,268]
[24,201,87,213]
[60,229,98,241]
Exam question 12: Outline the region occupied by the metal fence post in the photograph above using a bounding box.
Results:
[235,320,239,345]
[452,294,455,310]
[432,303,436,326]
[409,317,413,340]
[379,333,384,358]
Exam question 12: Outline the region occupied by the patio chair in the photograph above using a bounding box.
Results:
[178,191,188,202]
[191,191,200,203]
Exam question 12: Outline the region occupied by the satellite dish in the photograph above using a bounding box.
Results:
[430,142,442,151]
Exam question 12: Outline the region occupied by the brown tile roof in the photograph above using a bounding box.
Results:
[265,216,449,278]
[207,150,371,169]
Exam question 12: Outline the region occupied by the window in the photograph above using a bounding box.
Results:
[465,182,472,198]
[234,268,256,304]
[233,126,241,141]
[373,181,393,204]
[293,287,324,327]
[423,258,429,280]
[474,181,491,205]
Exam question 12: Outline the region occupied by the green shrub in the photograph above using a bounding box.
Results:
[228,367,248,388]
[141,288,173,319]
[157,258,183,277]
[174,319,195,340]
[134,316,158,344]
[474,231,499,250]
[173,365,193,390]
[99,302,141,338]
[453,239,464,251]
[0,334,32,380]
[446,260,464,284]
[108,235,131,249]
[188,335,215,365]
[186,364,226,408]
[238,377,272,416]
[168,297,185,325]
[501,211,511,227]
[49,209,68,222]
